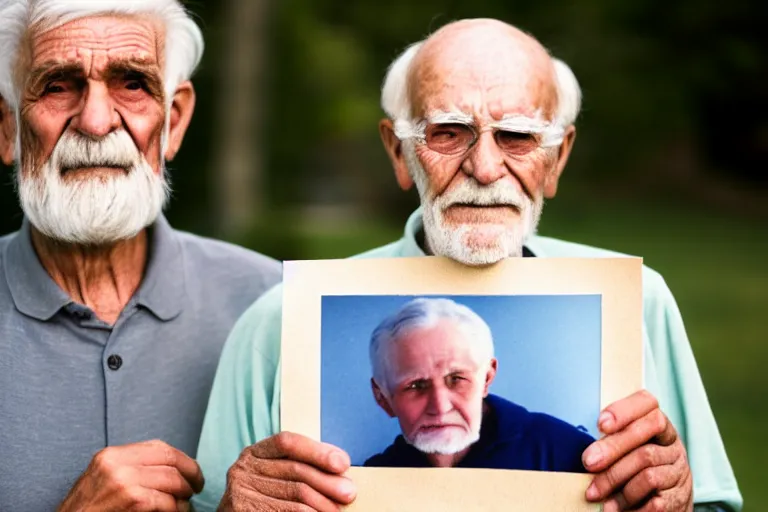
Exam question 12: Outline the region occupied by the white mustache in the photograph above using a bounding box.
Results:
[52,130,141,172]
[437,180,527,209]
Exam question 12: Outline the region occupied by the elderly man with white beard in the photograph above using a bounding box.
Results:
[364,298,596,472]
[0,1,280,511]
[194,18,741,512]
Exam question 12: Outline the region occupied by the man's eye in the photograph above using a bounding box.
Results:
[406,380,428,391]
[43,83,66,95]
[125,80,145,91]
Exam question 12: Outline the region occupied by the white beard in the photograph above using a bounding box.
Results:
[17,130,169,245]
[403,142,544,265]
[408,424,481,456]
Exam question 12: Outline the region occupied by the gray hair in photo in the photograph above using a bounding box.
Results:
[369,297,495,396]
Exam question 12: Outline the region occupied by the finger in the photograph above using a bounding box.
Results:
[598,390,659,434]
[250,475,343,512]
[138,466,195,499]
[176,499,191,512]
[251,458,356,504]
[586,443,678,501]
[619,463,680,508]
[129,487,180,512]
[601,495,626,512]
[249,432,351,474]
[636,496,667,512]
[111,440,205,493]
[583,408,670,472]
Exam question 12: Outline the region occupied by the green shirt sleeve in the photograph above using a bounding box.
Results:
[641,269,742,511]
[192,285,284,511]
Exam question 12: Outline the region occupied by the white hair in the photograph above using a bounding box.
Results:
[380,38,581,129]
[0,0,204,112]
[369,298,495,396]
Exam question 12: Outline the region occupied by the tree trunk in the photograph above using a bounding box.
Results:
[212,0,271,239]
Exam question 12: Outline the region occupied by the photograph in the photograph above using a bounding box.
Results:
[279,256,642,511]
[320,294,602,471]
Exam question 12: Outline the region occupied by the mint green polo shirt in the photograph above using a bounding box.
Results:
[193,208,742,511]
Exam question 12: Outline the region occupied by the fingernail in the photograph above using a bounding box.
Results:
[329,452,346,472]
[583,446,603,468]
[598,411,615,432]
[586,482,599,500]
[339,479,357,500]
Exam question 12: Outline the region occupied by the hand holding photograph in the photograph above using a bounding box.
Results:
[281,256,643,511]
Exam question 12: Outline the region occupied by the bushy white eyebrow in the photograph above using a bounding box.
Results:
[393,109,565,147]
[425,110,474,125]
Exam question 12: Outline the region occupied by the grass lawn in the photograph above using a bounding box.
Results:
[252,195,765,510]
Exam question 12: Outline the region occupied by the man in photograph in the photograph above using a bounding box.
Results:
[365,298,594,471]
[196,18,740,512]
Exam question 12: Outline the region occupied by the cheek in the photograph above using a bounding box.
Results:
[394,396,426,428]
[415,146,462,195]
[117,103,166,167]
[454,388,482,426]
[505,152,554,195]
[20,107,68,163]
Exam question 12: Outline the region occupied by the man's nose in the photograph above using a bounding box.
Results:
[71,82,121,139]
[461,131,507,185]
[426,385,454,416]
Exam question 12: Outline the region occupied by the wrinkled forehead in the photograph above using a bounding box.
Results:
[26,14,165,74]
[408,31,558,123]
[389,321,480,379]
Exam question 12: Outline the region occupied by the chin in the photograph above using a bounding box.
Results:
[429,224,525,266]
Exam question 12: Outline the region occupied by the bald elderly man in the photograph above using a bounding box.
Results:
[195,19,741,512]
[0,1,279,510]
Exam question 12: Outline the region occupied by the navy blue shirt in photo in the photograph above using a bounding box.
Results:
[364,394,595,472]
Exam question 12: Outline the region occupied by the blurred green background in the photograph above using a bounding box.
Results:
[1,0,765,508]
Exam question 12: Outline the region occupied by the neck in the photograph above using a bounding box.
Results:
[30,227,149,326]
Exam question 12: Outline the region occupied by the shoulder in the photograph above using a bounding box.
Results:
[489,394,594,444]
[350,239,408,260]
[526,234,675,307]
[363,436,408,467]
[0,230,19,276]
[174,229,282,292]
[0,230,18,254]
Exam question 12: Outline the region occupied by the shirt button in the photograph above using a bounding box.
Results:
[107,354,123,371]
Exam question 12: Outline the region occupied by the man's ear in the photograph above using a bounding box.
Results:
[371,378,396,418]
[0,95,17,165]
[163,81,196,161]
[482,358,498,397]
[544,124,576,199]
[379,118,413,191]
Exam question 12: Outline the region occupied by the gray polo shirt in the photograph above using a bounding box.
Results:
[0,216,281,511]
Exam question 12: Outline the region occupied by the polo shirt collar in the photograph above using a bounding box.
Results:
[400,207,536,258]
[3,215,185,322]
[4,219,72,321]
[133,215,186,321]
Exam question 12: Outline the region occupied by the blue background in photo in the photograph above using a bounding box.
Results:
[320,294,602,466]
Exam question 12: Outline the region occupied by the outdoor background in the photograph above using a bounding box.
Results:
[0,0,764,508]
[320,294,602,465]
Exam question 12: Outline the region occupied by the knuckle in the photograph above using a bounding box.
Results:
[639,444,658,467]
[638,389,659,408]
[273,432,296,453]
[93,447,116,470]
[646,496,665,511]
[642,468,660,490]
[650,409,667,434]
[290,481,313,503]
